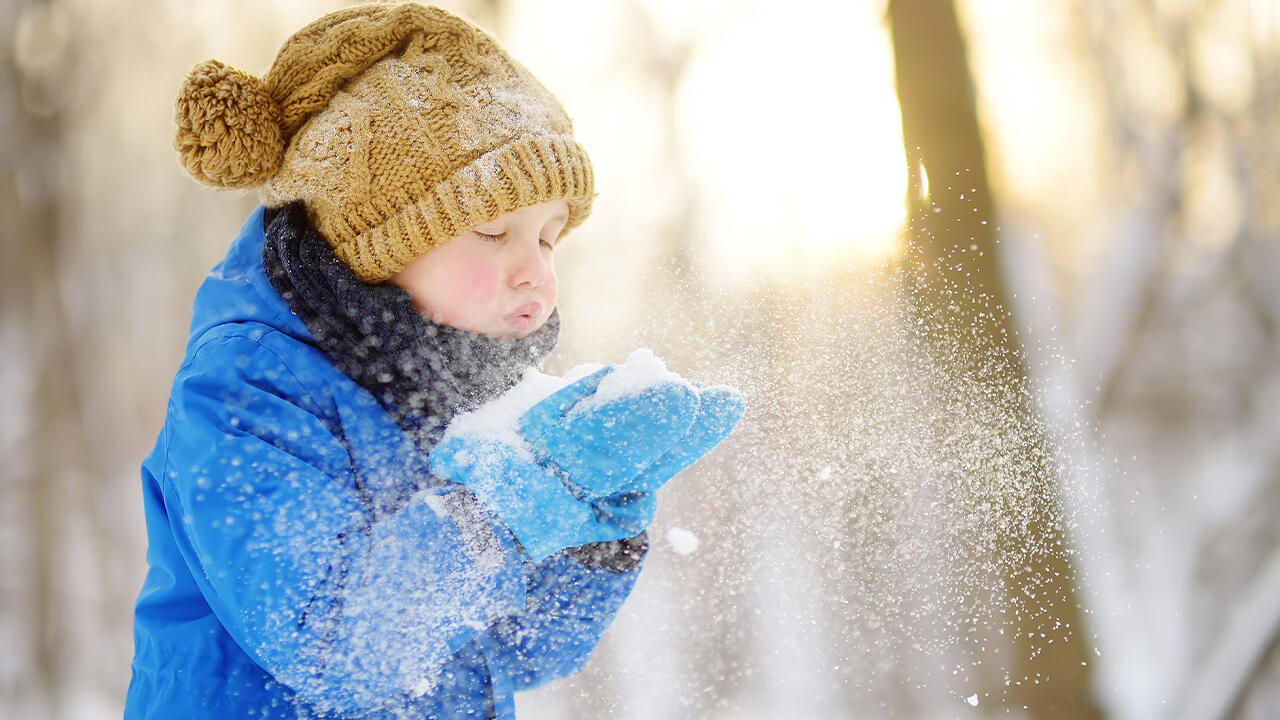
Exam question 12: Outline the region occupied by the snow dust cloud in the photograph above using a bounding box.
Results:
[534,251,1100,716]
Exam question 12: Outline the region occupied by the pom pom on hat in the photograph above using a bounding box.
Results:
[174,59,284,188]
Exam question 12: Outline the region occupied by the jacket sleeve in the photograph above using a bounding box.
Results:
[161,333,525,713]
[476,538,646,695]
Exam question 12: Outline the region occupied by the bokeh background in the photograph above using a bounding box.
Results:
[3,0,1279,718]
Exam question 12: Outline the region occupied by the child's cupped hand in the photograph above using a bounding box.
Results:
[428,350,744,560]
[519,360,744,499]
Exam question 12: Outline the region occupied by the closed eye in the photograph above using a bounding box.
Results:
[474,231,506,242]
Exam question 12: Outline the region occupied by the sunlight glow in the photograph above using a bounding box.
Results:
[675,0,908,282]
[497,0,907,289]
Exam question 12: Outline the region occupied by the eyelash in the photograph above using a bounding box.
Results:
[474,231,556,250]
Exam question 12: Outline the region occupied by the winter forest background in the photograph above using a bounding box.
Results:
[3,0,1279,718]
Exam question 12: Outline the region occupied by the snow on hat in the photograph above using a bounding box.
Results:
[173,2,594,282]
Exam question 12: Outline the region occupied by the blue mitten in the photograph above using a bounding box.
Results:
[522,376,744,500]
[429,435,637,562]
[622,383,745,494]
[519,368,701,498]
[431,368,695,561]
[432,362,744,560]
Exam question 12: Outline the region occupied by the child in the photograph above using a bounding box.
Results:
[124,4,742,719]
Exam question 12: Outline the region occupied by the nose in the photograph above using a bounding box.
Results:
[508,236,552,289]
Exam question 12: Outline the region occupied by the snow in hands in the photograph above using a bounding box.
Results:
[440,347,744,547]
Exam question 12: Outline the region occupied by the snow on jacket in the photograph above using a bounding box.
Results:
[125,206,641,719]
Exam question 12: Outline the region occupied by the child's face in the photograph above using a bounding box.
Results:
[389,199,568,338]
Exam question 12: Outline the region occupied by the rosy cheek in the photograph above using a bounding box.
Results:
[453,262,501,305]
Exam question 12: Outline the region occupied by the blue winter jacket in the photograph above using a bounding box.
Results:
[125,207,641,719]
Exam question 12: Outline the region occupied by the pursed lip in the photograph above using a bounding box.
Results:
[504,301,544,330]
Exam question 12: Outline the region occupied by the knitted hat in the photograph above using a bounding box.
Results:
[173,3,594,282]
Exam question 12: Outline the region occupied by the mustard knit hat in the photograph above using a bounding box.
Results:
[173,3,594,282]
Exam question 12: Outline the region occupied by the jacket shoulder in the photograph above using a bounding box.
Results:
[173,323,346,443]
[190,321,331,388]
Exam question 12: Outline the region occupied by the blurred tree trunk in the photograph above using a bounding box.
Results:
[1,0,81,715]
[886,1,1102,718]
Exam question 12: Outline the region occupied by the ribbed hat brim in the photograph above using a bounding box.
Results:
[331,133,595,283]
